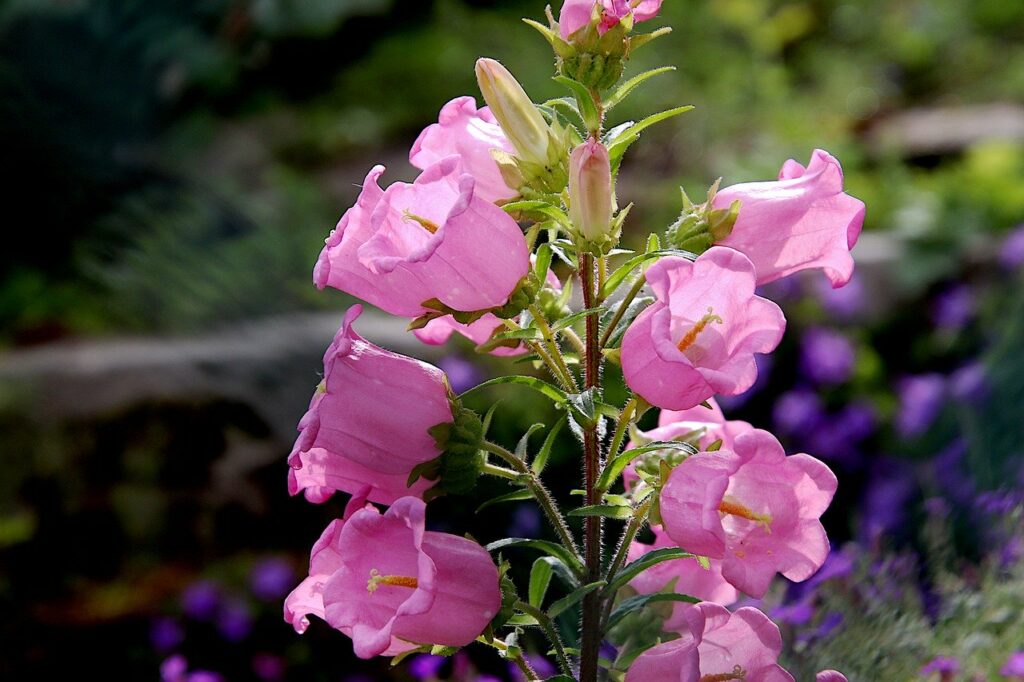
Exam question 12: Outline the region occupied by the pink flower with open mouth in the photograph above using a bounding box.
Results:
[714,149,866,289]
[410,96,517,204]
[621,249,786,411]
[288,305,452,505]
[314,156,530,317]
[559,0,665,40]
[311,496,500,659]
[660,429,837,598]
[627,526,738,632]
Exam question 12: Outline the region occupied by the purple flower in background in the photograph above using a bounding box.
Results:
[771,600,815,626]
[150,617,185,653]
[718,353,774,410]
[409,654,446,680]
[437,355,484,394]
[508,504,541,537]
[756,276,804,303]
[920,655,959,677]
[510,655,556,681]
[250,557,295,601]
[773,388,825,436]
[931,285,975,331]
[931,439,974,505]
[161,656,224,682]
[896,374,946,438]
[861,459,917,542]
[800,327,856,385]
[216,599,253,643]
[1000,225,1024,270]
[1002,652,1024,678]
[950,362,989,404]
[807,402,877,469]
[252,654,286,681]
[815,612,843,638]
[815,272,865,320]
[181,580,221,621]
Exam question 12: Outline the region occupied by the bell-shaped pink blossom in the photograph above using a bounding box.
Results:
[410,96,517,204]
[714,149,866,289]
[560,0,665,40]
[660,429,837,598]
[627,526,738,632]
[288,305,451,505]
[285,487,373,636]
[621,248,785,411]
[317,496,500,659]
[627,603,793,682]
[314,157,530,317]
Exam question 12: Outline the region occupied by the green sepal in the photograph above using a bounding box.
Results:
[664,180,741,254]
[412,400,486,497]
[491,272,542,320]
[489,560,519,631]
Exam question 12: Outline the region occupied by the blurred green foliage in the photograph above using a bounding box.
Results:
[2,0,1024,341]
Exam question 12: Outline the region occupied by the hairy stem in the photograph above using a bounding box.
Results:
[599,396,638,494]
[482,441,582,562]
[503,319,577,392]
[600,499,652,629]
[515,600,574,677]
[481,634,540,680]
[530,303,579,392]
[579,253,603,682]
[598,274,647,349]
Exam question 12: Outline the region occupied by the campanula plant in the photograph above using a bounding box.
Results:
[284,2,865,680]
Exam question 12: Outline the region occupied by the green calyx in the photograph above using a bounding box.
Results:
[407,274,541,332]
[491,273,542,320]
[573,203,630,256]
[490,561,519,631]
[664,182,741,254]
[409,398,486,499]
[492,124,572,197]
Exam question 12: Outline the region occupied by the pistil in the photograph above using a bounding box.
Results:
[699,666,747,681]
[677,307,723,353]
[403,210,440,234]
[718,496,772,532]
[367,568,419,593]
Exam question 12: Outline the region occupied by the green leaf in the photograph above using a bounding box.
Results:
[516,423,546,460]
[460,375,568,404]
[552,75,601,133]
[605,593,700,632]
[550,307,603,332]
[534,243,553,282]
[476,489,533,513]
[547,581,606,618]
[628,26,673,52]
[506,614,540,626]
[598,440,698,491]
[542,97,587,133]
[486,538,585,578]
[495,327,543,341]
[390,645,432,666]
[567,504,634,520]
[529,558,554,608]
[604,547,694,594]
[607,106,694,172]
[532,416,566,475]
[601,248,697,298]
[564,388,602,428]
[605,66,676,110]
[502,200,571,226]
[481,401,501,438]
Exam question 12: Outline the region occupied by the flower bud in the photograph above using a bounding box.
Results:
[474,58,553,168]
[569,138,614,242]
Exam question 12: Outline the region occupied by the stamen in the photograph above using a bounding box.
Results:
[403,210,440,234]
[700,666,747,682]
[676,307,723,353]
[718,496,772,532]
[367,568,419,593]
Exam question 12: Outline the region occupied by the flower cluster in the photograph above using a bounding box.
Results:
[283,1,865,680]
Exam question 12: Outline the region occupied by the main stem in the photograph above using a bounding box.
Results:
[579,253,603,682]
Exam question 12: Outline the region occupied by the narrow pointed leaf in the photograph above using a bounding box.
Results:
[460,376,568,404]
[567,504,634,520]
[552,75,600,133]
[551,307,604,332]
[476,489,533,513]
[604,547,695,594]
[516,423,546,459]
[598,440,698,491]
[532,416,566,475]
[486,538,585,578]
[605,66,676,110]
[608,106,694,172]
[529,558,554,608]
[605,593,700,632]
[547,581,607,618]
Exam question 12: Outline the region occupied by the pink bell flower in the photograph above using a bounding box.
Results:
[319,496,500,659]
[410,96,518,204]
[559,0,665,40]
[660,429,837,598]
[627,525,738,632]
[626,603,793,681]
[620,248,786,411]
[714,149,866,289]
[288,305,452,505]
[314,157,530,317]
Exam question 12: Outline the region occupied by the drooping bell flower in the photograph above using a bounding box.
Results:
[626,603,793,681]
[659,429,837,598]
[313,496,500,659]
[627,526,738,632]
[288,305,451,505]
[314,157,530,317]
[559,0,665,40]
[621,248,786,411]
[713,149,865,289]
[569,138,615,243]
[410,97,518,204]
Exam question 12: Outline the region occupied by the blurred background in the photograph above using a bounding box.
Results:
[1,0,1023,679]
